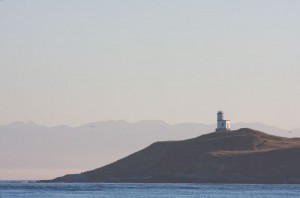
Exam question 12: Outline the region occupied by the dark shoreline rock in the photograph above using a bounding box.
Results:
[41,128,300,184]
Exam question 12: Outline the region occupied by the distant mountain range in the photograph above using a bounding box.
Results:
[47,128,300,183]
[0,120,299,180]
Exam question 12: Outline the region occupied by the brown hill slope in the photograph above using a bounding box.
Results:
[48,128,300,183]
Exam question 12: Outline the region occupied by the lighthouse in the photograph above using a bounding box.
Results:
[216,111,231,132]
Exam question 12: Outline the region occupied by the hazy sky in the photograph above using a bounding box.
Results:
[0,0,300,129]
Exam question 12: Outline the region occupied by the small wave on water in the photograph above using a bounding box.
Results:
[0,181,300,198]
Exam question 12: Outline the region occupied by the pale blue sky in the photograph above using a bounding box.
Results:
[0,0,300,128]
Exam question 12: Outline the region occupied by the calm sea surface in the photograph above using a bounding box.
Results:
[0,181,300,197]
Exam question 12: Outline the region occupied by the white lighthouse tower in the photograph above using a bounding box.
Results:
[216,111,230,132]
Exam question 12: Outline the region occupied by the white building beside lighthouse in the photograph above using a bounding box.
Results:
[216,111,231,132]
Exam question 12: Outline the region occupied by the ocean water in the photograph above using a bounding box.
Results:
[0,181,300,198]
